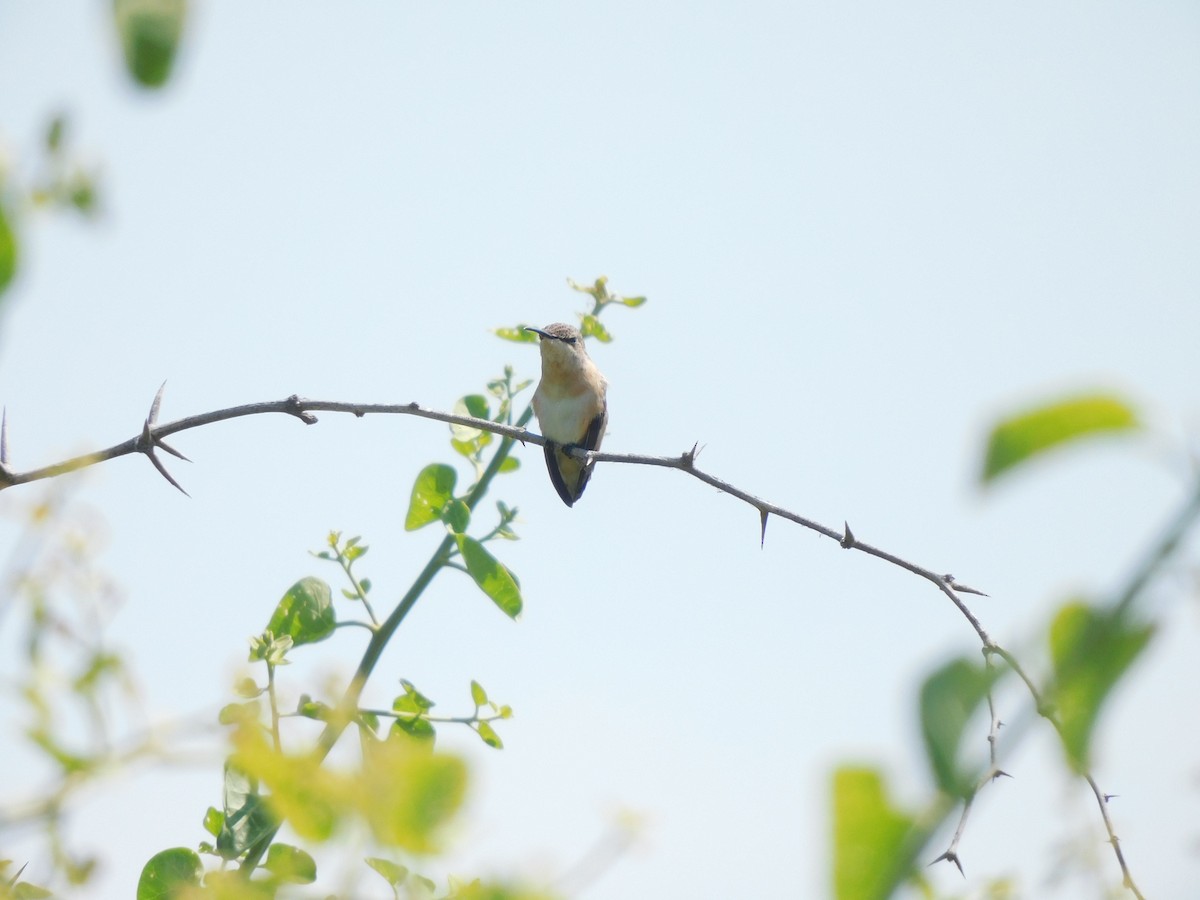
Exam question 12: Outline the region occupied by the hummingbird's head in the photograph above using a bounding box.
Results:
[524,323,587,359]
[525,323,580,344]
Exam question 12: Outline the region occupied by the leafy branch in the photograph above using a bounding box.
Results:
[3,279,1182,897]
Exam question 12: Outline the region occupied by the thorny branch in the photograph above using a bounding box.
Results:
[0,389,1174,897]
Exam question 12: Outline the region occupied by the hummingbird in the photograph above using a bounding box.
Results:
[525,323,608,507]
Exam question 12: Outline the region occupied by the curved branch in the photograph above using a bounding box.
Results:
[2,387,1165,895]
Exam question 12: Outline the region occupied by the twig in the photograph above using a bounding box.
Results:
[0,388,1165,895]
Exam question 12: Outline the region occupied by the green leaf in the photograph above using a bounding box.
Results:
[216,763,275,859]
[361,736,468,852]
[981,393,1139,483]
[832,767,916,900]
[619,294,648,307]
[265,844,317,884]
[365,857,409,888]
[397,679,435,711]
[493,325,541,343]
[266,576,336,647]
[1048,601,1154,772]
[46,115,66,153]
[136,848,202,900]
[392,715,436,743]
[113,0,187,89]
[218,700,259,726]
[0,201,18,297]
[202,806,224,838]
[455,535,523,619]
[14,882,53,899]
[451,395,490,434]
[475,721,503,749]
[919,658,996,797]
[406,464,457,531]
[470,680,488,707]
[580,314,612,342]
[441,499,472,534]
[497,456,520,473]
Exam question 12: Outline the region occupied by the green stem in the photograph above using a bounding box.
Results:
[239,405,533,873]
[266,663,281,753]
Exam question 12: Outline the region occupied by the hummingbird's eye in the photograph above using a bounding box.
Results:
[563,336,577,344]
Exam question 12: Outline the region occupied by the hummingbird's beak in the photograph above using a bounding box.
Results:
[524,326,551,340]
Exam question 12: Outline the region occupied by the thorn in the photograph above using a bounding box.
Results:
[929,850,964,877]
[156,438,192,462]
[148,380,167,425]
[146,449,190,497]
[944,573,989,596]
[9,862,28,887]
[1105,793,1119,802]
[139,419,188,495]
[994,769,1013,780]
[840,521,855,549]
[759,509,769,548]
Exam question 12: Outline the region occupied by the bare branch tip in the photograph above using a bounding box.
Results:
[840,521,856,549]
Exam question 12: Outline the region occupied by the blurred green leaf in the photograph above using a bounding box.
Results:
[365,857,409,889]
[202,806,223,838]
[493,325,541,343]
[361,735,467,852]
[113,0,187,89]
[265,844,317,884]
[397,679,435,711]
[266,576,336,647]
[580,314,612,343]
[568,275,610,302]
[67,174,98,217]
[919,658,996,797]
[1048,601,1154,772]
[832,766,916,900]
[406,464,457,531]
[392,715,436,743]
[497,456,520,473]
[470,680,488,707]
[455,535,523,619]
[218,700,259,726]
[136,848,201,900]
[0,201,18,297]
[981,393,1139,483]
[231,729,342,843]
[619,294,648,307]
[45,115,66,153]
[475,721,503,749]
[14,882,53,900]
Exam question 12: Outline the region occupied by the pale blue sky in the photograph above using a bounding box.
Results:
[2,3,1199,898]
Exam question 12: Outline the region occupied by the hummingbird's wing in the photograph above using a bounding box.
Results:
[542,404,607,508]
[543,443,577,507]
[570,404,608,502]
